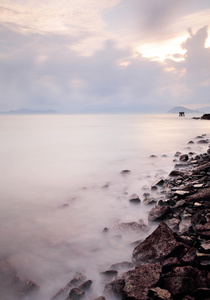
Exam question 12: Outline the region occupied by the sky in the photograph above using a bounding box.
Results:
[0,0,210,113]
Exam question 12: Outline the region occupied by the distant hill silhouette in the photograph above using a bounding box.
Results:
[0,109,57,114]
[167,106,200,114]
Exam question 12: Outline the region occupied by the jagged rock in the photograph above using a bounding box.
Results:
[180,247,197,265]
[185,187,210,203]
[123,264,162,300]
[129,193,141,204]
[169,170,185,177]
[194,222,210,238]
[19,280,39,296]
[100,270,118,280]
[78,280,92,291]
[197,139,209,144]
[68,287,85,300]
[117,220,149,233]
[148,206,169,221]
[143,196,157,205]
[180,154,189,162]
[104,279,125,297]
[192,163,210,175]
[51,273,86,300]
[132,222,186,265]
[148,287,173,300]
[161,276,195,297]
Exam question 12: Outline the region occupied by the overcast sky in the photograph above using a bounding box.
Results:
[0,0,210,113]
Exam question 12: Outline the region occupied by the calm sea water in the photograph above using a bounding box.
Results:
[0,114,209,299]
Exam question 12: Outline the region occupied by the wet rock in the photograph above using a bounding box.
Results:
[194,222,210,238]
[167,218,180,231]
[169,170,185,177]
[121,170,131,175]
[104,278,125,297]
[68,287,85,300]
[194,270,210,288]
[188,141,195,144]
[132,222,186,265]
[100,270,118,280]
[201,114,210,120]
[78,280,92,291]
[110,262,133,271]
[123,263,162,300]
[148,287,173,300]
[193,288,210,299]
[19,280,39,296]
[180,154,189,162]
[200,240,210,253]
[161,277,194,297]
[117,220,149,233]
[192,163,210,175]
[129,193,141,204]
[51,272,86,300]
[150,155,157,158]
[143,196,157,205]
[154,179,165,187]
[174,151,182,157]
[148,206,170,221]
[185,187,210,203]
[180,247,197,265]
[197,139,209,144]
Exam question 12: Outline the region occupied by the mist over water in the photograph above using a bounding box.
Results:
[0,113,209,299]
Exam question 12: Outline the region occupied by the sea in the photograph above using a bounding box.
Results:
[0,113,209,299]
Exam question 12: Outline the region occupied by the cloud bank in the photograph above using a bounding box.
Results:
[0,0,210,113]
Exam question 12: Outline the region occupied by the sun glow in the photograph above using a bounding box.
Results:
[136,35,189,62]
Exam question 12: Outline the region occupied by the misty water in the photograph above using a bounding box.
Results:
[0,113,209,299]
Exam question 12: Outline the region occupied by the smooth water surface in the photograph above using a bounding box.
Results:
[0,114,209,299]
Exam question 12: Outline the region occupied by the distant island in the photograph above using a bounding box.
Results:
[167,106,210,114]
[0,109,57,114]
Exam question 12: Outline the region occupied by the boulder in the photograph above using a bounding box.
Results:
[129,193,141,204]
[104,279,125,297]
[132,222,186,265]
[148,206,170,221]
[68,288,85,300]
[180,154,189,162]
[201,114,210,120]
[122,263,162,300]
[161,277,194,297]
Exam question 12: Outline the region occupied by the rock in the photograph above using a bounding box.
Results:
[93,297,106,300]
[201,114,210,120]
[78,280,92,291]
[110,262,133,271]
[180,247,197,265]
[195,222,210,238]
[193,288,210,299]
[174,151,182,157]
[148,206,169,221]
[148,287,173,300]
[161,276,194,297]
[132,222,186,265]
[117,220,149,233]
[104,279,125,297]
[154,179,165,187]
[143,196,157,205]
[185,187,210,203]
[68,287,85,300]
[123,263,162,300]
[180,154,189,162]
[121,170,131,175]
[197,139,209,144]
[188,141,195,144]
[192,163,210,175]
[19,280,39,296]
[129,193,141,204]
[169,170,184,177]
[51,273,86,300]
[100,270,118,280]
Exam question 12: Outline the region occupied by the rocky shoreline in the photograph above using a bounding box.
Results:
[71,134,210,300]
[0,134,210,300]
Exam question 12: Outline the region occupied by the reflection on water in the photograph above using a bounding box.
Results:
[0,114,209,299]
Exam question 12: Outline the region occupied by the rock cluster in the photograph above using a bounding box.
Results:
[100,138,210,300]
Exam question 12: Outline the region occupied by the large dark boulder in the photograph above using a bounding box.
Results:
[104,279,125,298]
[132,222,186,265]
[122,263,162,300]
[201,114,210,120]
